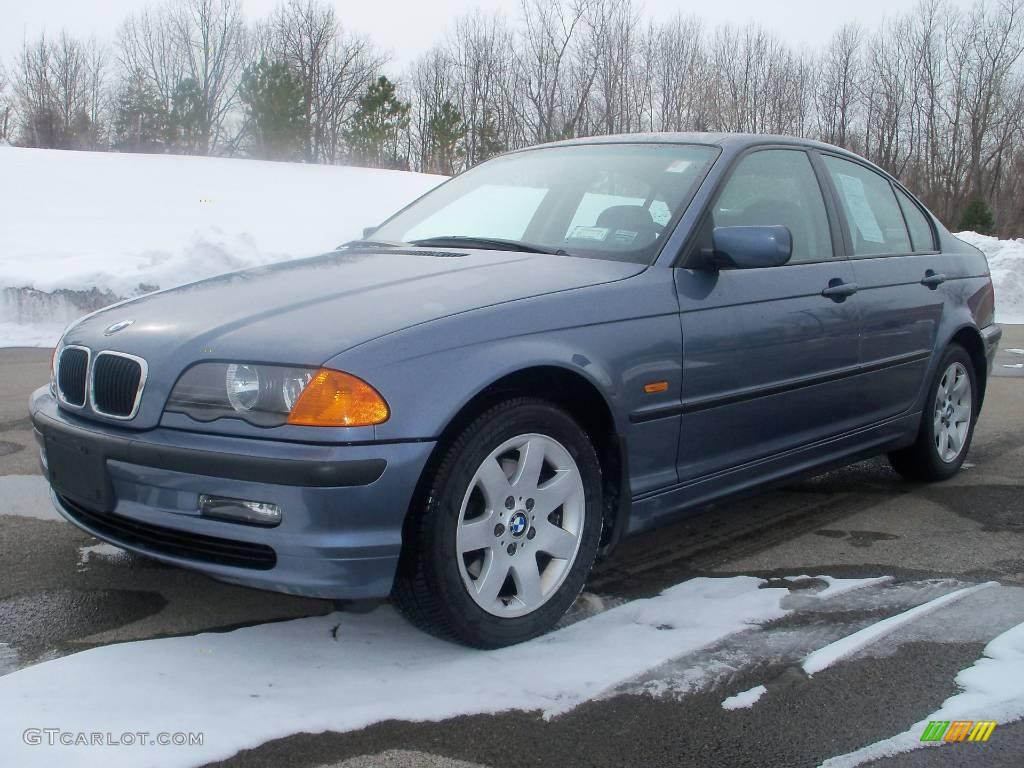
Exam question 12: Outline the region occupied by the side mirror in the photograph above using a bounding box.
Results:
[704,226,792,270]
[362,226,379,239]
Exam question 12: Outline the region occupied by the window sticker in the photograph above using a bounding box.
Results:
[569,226,610,241]
[665,159,694,174]
[837,173,884,243]
[611,230,638,244]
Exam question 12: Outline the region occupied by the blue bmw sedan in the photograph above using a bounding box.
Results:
[31,133,1001,647]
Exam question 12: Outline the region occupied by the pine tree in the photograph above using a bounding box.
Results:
[960,198,995,235]
[425,101,466,174]
[168,79,206,154]
[113,71,169,153]
[239,58,307,161]
[473,111,506,164]
[345,76,410,170]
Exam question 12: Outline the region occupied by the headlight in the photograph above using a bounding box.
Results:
[225,364,262,412]
[50,342,62,396]
[165,363,389,428]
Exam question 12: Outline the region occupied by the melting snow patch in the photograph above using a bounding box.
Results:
[0,576,789,767]
[77,542,126,567]
[721,684,767,710]
[820,620,1024,767]
[0,475,63,521]
[811,576,893,600]
[803,582,997,675]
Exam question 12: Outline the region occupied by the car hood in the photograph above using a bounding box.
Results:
[67,248,645,366]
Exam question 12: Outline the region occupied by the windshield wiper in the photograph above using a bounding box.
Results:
[409,235,570,256]
[337,238,411,250]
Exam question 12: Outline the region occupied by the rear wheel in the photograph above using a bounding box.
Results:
[393,398,603,648]
[889,344,977,482]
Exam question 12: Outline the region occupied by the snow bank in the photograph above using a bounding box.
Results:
[0,147,444,346]
[0,576,789,767]
[955,231,1024,324]
[1,147,1020,349]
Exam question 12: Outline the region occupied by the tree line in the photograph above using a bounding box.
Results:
[1,0,1022,236]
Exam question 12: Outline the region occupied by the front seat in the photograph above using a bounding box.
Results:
[595,205,660,247]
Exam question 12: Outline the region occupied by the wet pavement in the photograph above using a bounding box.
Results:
[1,327,1022,767]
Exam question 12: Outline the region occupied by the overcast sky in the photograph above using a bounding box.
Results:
[1,0,975,69]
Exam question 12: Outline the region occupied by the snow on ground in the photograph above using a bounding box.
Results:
[820,620,1024,767]
[0,576,789,767]
[77,542,126,567]
[721,684,767,710]
[802,582,997,675]
[785,575,894,600]
[0,147,444,346]
[813,575,893,599]
[956,231,1024,324]
[0,475,64,521]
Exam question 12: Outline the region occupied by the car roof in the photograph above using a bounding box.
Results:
[527,131,857,158]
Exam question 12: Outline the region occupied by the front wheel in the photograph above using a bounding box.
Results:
[393,398,603,648]
[889,344,977,482]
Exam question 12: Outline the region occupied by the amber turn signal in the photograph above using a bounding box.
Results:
[286,369,390,427]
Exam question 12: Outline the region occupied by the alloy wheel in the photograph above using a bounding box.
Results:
[455,433,585,618]
[933,362,972,463]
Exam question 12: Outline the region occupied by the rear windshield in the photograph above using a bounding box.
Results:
[373,143,720,264]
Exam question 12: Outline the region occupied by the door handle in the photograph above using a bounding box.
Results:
[822,279,859,301]
[921,270,947,289]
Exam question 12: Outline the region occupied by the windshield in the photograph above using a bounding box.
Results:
[371,143,720,264]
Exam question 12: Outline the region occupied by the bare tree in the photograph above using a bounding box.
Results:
[0,64,12,142]
[14,32,109,150]
[814,23,864,147]
[264,0,384,163]
[118,0,245,154]
[515,0,604,143]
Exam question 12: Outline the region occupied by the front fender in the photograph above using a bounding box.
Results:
[326,270,685,497]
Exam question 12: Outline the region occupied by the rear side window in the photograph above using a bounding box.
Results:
[894,187,936,252]
[822,156,912,256]
[712,149,833,263]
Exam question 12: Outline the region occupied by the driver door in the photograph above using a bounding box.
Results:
[675,148,862,484]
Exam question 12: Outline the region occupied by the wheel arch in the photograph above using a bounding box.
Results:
[400,365,631,561]
[949,325,988,411]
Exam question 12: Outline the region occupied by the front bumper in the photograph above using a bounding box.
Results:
[29,387,434,599]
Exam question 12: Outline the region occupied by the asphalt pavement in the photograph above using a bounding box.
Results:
[1,329,1022,768]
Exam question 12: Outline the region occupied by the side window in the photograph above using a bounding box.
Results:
[712,149,832,263]
[894,187,937,252]
[822,156,912,256]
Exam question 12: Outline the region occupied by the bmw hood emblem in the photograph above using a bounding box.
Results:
[104,320,135,336]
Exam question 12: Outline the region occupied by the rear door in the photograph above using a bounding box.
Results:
[817,154,944,424]
[674,147,862,483]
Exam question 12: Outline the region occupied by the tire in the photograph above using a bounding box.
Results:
[393,397,603,648]
[889,344,978,482]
